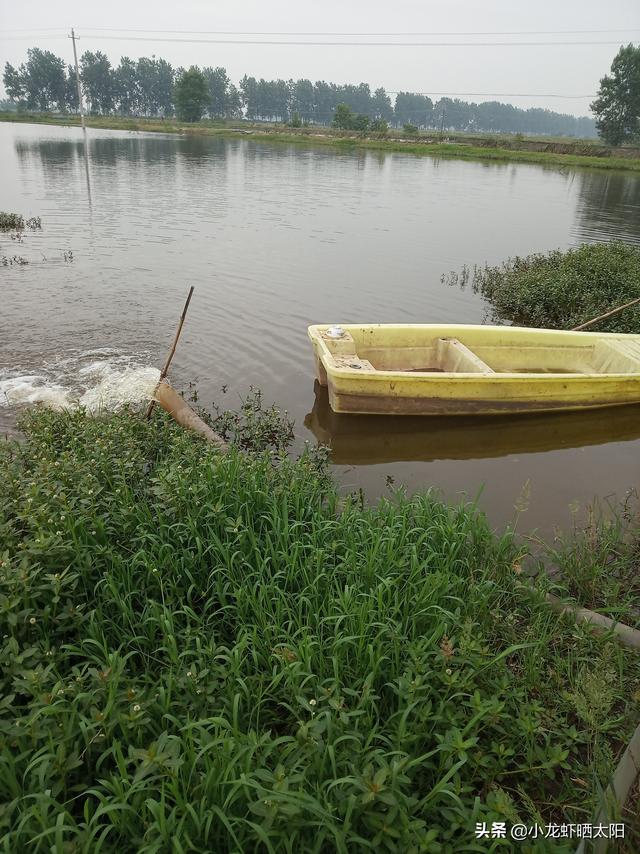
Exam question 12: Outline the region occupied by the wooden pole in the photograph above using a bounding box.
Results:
[572,295,640,331]
[146,286,194,419]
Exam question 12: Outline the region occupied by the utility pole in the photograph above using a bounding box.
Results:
[69,28,85,131]
[69,28,91,205]
[440,107,446,140]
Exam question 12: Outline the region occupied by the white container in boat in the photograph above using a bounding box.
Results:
[326,326,345,339]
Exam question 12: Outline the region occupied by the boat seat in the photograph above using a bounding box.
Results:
[437,338,495,374]
[333,356,376,372]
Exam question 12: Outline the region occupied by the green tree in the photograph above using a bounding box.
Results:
[3,63,26,105]
[591,44,640,146]
[352,113,370,132]
[225,83,242,118]
[3,50,66,111]
[174,67,209,122]
[27,49,66,111]
[239,75,258,119]
[393,92,433,128]
[80,51,114,114]
[114,57,139,115]
[291,78,314,122]
[64,65,78,112]
[203,66,230,118]
[332,102,355,129]
[370,118,388,134]
[372,87,393,122]
[155,58,175,116]
[313,80,335,123]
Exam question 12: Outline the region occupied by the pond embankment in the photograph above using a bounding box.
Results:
[2,111,639,172]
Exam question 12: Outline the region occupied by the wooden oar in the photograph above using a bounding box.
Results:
[572,295,640,331]
[146,286,194,419]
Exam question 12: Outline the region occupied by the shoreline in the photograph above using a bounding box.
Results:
[2,111,640,172]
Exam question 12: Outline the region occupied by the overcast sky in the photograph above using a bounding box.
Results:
[1,0,639,116]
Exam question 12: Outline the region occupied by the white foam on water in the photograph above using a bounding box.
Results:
[0,352,161,414]
[79,365,161,412]
[0,376,71,410]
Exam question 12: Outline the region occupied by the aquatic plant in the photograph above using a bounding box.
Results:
[203,386,295,453]
[0,212,24,230]
[0,212,41,231]
[543,492,640,629]
[0,403,638,851]
[1,254,28,265]
[446,242,640,332]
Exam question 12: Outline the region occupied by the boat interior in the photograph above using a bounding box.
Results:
[318,328,640,376]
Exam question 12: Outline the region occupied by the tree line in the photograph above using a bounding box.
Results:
[1,45,601,137]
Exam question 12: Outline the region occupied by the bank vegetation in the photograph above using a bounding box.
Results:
[1,399,639,851]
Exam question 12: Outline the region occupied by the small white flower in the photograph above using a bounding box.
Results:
[309,699,317,707]
[446,668,452,676]
[187,671,192,678]
[91,530,96,535]
[133,704,141,712]
[29,617,36,625]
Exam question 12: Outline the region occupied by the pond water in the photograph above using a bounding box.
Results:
[2,121,640,535]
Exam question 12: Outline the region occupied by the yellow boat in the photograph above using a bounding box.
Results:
[308,324,640,416]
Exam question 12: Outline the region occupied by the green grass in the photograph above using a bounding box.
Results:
[1,403,639,851]
[2,111,639,172]
[541,496,640,630]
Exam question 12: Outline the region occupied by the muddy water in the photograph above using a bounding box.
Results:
[2,122,640,533]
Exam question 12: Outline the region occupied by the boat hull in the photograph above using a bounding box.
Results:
[308,324,640,416]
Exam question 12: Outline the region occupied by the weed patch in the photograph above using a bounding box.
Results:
[0,406,638,851]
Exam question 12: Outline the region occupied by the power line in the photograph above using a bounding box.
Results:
[0,27,69,32]
[37,35,633,47]
[387,91,594,98]
[78,26,640,36]
[0,35,75,41]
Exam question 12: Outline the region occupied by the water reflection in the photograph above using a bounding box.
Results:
[305,381,640,464]
[575,170,640,245]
